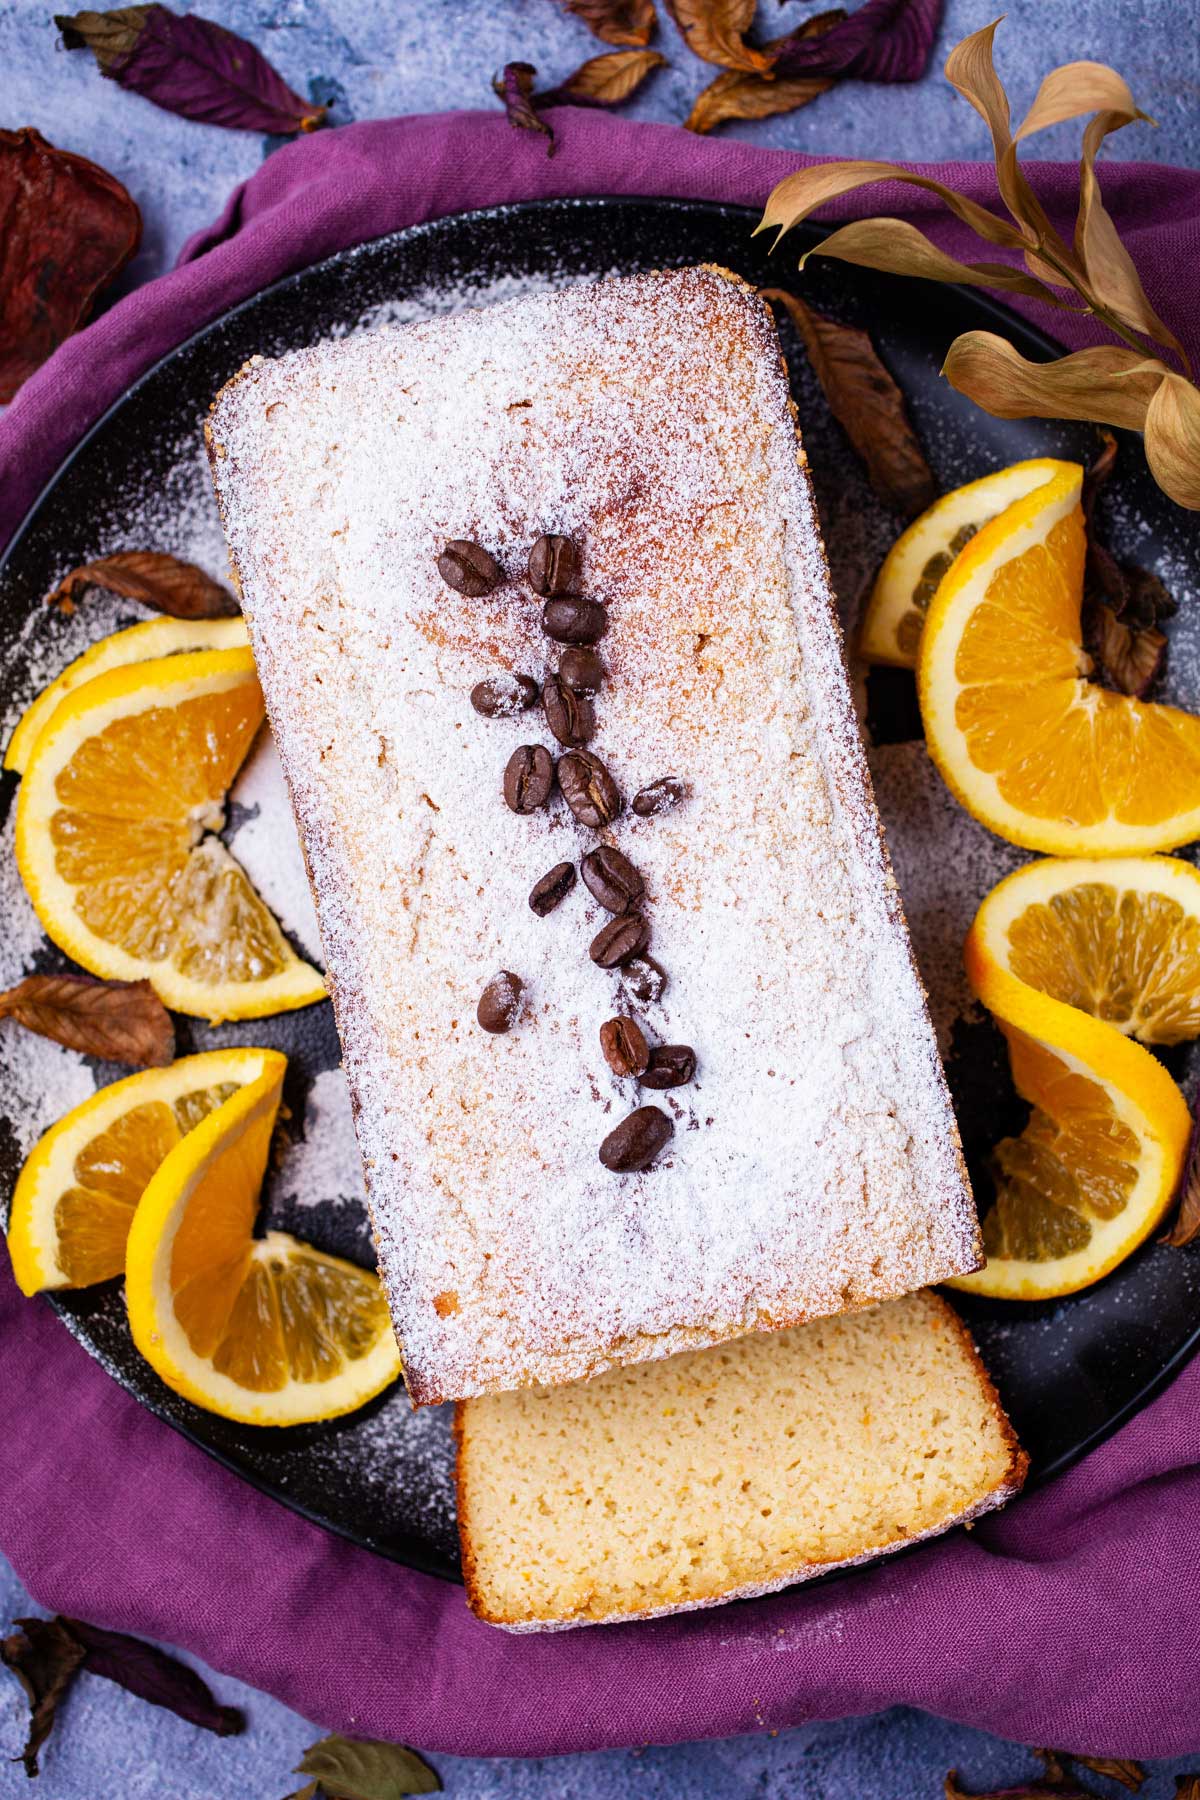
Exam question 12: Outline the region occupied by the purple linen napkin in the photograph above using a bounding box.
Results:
[1,111,1198,1759]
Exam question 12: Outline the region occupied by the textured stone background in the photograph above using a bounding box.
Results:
[2,0,1200,1793]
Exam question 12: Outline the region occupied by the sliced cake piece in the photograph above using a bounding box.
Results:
[207,266,981,1405]
[456,1290,1026,1629]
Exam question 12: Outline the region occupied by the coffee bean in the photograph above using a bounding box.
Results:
[599,1015,650,1079]
[581,845,644,914]
[527,533,581,597]
[599,1105,674,1173]
[477,971,523,1034]
[542,597,608,646]
[471,673,539,719]
[619,955,668,1006]
[640,1044,696,1089]
[632,776,689,818]
[559,750,622,828]
[558,647,604,695]
[529,861,576,916]
[503,744,555,814]
[542,674,595,749]
[590,912,649,969]
[437,540,503,597]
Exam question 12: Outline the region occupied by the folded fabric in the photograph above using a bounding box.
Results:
[2,110,1199,1759]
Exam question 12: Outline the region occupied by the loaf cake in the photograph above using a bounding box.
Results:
[207,266,981,1405]
[456,1289,1027,1629]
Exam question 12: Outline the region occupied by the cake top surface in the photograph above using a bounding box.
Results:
[208,265,978,1401]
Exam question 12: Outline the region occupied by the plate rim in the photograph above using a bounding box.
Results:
[3,192,1197,1582]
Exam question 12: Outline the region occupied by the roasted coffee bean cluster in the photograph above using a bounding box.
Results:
[440,533,695,1173]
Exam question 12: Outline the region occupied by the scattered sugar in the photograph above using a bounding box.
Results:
[0,808,95,1151]
[228,724,322,962]
[277,1066,365,1210]
[867,741,1029,1055]
[209,267,979,1405]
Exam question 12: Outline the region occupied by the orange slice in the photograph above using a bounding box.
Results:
[14,648,323,1021]
[124,1058,400,1425]
[918,462,1200,854]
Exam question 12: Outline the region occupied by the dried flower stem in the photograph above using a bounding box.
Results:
[758,20,1200,508]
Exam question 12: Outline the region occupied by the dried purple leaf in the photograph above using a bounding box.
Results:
[0,127,141,402]
[64,1617,243,1737]
[56,6,326,135]
[773,0,943,80]
[493,61,556,153]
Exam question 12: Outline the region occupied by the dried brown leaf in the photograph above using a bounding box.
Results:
[544,47,666,105]
[685,9,843,132]
[1014,58,1144,142]
[942,334,1167,432]
[0,973,175,1065]
[758,158,1028,253]
[1142,372,1200,511]
[944,21,1080,285]
[48,549,239,618]
[1082,426,1118,517]
[1069,1756,1146,1793]
[686,65,830,128]
[1075,114,1182,363]
[798,217,1074,306]
[558,0,656,47]
[763,287,935,517]
[1084,605,1165,699]
[1,1616,86,1777]
[664,0,773,73]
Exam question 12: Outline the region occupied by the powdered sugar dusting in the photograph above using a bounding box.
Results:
[868,741,1029,1054]
[209,267,980,1405]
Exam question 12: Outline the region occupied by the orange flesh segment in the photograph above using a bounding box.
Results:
[167,1101,389,1393]
[1007,883,1200,1045]
[53,1086,235,1285]
[983,1028,1140,1263]
[952,509,1200,831]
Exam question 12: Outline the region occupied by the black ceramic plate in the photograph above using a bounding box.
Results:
[2,198,1198,1586]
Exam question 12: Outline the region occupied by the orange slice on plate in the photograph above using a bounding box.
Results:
[5,614,249,776]
[124,1055,400,1425]
[859,458,1060,668]
[14,647,323,1021]
[949,859,1194,1300]
[6,1047,273,1296]
[918,461,1200,854]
